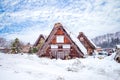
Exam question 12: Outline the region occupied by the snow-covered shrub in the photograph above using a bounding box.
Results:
[56,76,65,80]
[66,59,85,72]
[67,66,79,72]
[97,68,106,74]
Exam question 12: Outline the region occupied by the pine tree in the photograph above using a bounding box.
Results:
[11,38,22,54]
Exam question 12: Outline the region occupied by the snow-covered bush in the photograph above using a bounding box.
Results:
[56,76,65,80]
[66,59,85,72]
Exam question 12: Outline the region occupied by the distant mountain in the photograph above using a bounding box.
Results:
[92,31,120,48]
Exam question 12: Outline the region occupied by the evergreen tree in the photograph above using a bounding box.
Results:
[11,38,22,54]
[28,47,38,54]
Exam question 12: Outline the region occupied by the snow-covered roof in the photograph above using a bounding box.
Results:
[64,26,87,54]
[34,34,47,46]
[0,47,5,49]
[86,35,96,48]
[116,45,120,48]
[70,33,87,54]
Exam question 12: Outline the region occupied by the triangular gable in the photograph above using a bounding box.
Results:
[34,34,45,49]
[37,23,84,59]
[78,32,96,55]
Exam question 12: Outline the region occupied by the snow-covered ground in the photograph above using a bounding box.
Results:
[0,53,120,80]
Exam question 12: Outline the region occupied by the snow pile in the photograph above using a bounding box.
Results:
[66,59,85,72]
[0,53,120,80]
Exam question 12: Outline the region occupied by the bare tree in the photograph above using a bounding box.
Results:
[0,37,6,47]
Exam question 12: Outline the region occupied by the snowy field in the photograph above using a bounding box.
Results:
[0,53,120,80]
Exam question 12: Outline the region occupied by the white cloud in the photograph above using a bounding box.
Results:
[0,0,120,43]
[5,25,52,44]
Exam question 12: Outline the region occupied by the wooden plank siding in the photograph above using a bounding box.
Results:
[34,34,45,50]
[78,32,96,55]
[37,23,84,59]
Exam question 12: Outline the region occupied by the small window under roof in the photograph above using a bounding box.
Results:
[56,35,64,43]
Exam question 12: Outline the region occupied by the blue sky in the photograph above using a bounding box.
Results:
[0,0,120,44]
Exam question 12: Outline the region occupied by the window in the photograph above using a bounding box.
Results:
[63,44,70,48]
[51,45,58,48]
[56,35,64,43]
